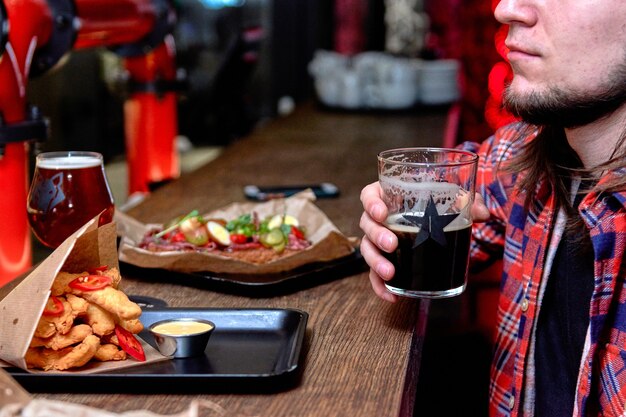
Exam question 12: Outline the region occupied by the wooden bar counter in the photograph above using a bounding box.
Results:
[32,103,448,416]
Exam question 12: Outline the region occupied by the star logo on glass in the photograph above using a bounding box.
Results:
[402,196,459,247]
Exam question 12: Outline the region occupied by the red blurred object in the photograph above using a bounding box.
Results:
[485,13,517,131]
[73,0,156,49]
[486,61,516,130]
[123,34,179,194]
[0,143,33,284]
[0,0,179,284]
[425,0,502,144]
[334,0,366,55]
[76,0,180,194]
[0,0,54,285]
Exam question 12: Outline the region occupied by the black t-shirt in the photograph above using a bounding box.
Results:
[534,198,595,416]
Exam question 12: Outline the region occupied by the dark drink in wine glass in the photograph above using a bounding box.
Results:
[27,151,115,248]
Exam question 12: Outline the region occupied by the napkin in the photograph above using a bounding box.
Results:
[0,367,247,416]
[0,399,242,417]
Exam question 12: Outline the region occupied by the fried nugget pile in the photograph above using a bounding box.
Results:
[25,267,143,371]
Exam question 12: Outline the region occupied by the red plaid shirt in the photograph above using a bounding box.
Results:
[463,122,626,416]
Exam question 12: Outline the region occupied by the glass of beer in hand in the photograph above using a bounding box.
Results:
[378,148,478,298]
[27,151,115,248]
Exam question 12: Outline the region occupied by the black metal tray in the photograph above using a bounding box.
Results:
[6,307,308,393]
[121,249,365,297]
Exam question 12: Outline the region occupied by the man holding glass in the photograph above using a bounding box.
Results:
[359,0,626,415]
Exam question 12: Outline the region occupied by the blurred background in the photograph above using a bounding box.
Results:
[8,0,512,265]
[26,0,510,163]
[28,0,335,160]
[3,2,509,413]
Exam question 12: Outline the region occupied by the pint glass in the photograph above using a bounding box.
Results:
[378,148,478,298]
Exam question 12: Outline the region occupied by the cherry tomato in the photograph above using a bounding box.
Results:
[88,265,108,274]
[170,232,187,243]
[115,325,146,362]
[291,226,305,240]
[42,296,64,317]
[69,275,112,291]
[230,233,248,244]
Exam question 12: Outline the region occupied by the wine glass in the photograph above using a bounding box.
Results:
[27,151,115,248]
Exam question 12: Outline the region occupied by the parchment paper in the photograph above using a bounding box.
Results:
[117,191,357,274]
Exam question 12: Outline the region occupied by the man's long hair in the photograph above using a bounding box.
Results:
[508,123,626,213]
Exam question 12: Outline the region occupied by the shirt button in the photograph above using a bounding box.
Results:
[521,299,529,312]
[509,395,515,410]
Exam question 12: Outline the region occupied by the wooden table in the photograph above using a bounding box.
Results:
[31,103,448,416]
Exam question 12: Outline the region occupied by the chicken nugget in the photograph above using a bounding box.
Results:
[25,347,62,370]
[55,334,100,370]
[52,298,75,334]
[66,294,89,315]
[101,333,120,346]
[73,287,141,320]
[30,324,93,350]
[50,272,83,296]
[117,318,144,334]
[34,319,56,339]
[29,336,47,348]
[26,335,100,371]
[84,302,116,336]
[51,267,121,297]
[94,344,127,361]
[34,298,76,336]
[100,267,122,288]
[34,294,87,338]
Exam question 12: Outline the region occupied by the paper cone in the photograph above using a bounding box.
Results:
[0,214,165,373]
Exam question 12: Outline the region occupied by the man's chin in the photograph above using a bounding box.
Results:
[503,64,626,127]
[503,90,553,125]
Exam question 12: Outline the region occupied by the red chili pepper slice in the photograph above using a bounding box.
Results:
[68,275,112,291]
[230,233,248,244]
[88,265,108,274]
[115,325,146,362]
[42,296,65,317]
[291,225,305,240]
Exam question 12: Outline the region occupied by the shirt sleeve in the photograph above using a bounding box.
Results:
[458,124,525,271]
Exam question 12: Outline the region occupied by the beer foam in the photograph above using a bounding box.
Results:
[379,178,463,215]
[386,220,422,234]
[379,177,459,192]
[385,212,471,233]
[38,156,101,169]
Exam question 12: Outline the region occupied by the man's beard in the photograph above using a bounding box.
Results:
[503,62,626,128]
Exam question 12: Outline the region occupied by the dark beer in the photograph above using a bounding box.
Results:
[27,154,114,248]
[384,213,471,298]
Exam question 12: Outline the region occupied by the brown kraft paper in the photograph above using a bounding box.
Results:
[117,191,357,274]
[0,214,166,374]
